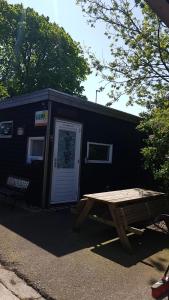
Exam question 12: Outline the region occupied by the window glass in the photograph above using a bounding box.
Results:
[30,140,44,157]
[27,137,44,163]
[87,143,112,163]
[57,130,76,168]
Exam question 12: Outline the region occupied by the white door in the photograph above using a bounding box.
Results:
[50,119,82,204]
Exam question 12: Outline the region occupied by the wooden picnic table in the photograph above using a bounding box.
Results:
[75,188,168,252]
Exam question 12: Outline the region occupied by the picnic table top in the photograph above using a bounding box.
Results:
[84,188,165,206]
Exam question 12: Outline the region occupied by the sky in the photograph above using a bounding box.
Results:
[7,0,144,116]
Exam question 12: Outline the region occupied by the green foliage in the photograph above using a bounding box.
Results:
[0,83,8,99]
[77,0,169,190]
[77,0,169,107]
[0,0,90,97]
[138,102,169,192]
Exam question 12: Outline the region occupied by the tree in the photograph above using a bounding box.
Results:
[0,83,8,98]
[77,0,169,191]
[138,101,169,192]
[0,0,90,98]
[77,0,169,108]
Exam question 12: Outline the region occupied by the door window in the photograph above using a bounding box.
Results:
[57,129,76,168]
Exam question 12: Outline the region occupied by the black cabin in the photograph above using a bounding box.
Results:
[0,88,147,207]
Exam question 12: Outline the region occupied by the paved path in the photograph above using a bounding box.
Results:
[0,203,169,299]
[0,282,19,300]
[0,264,45,299]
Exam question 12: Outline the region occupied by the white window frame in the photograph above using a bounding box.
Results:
[27,137,45,164]
[0,121,13,138]
[86,142,113,164]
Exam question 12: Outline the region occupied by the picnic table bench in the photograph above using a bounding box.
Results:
[0,176,30,207]
[74,188,168,252]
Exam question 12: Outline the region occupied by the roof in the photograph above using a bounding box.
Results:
[146,0,169,28]
[0,88,139,124]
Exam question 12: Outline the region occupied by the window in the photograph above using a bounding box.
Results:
[86,142,113,163]
[27,137,45,163]
[57,129,76,168]
[0,121,13,138]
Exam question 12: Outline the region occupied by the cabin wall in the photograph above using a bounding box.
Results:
[0,98,151,207]
[49,101,147,200]
[0,101,48,206]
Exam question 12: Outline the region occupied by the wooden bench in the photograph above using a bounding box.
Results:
[0,176,30,207]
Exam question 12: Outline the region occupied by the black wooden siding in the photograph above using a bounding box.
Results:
[0,99,150,207]
[0,101,48,206]
[49,102,146,198]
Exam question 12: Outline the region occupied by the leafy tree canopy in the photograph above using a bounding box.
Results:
[0,83,8,98]
[0,0,90,97]
[77,0,169,108]
[138,101,169,192]
[77,0,169,191]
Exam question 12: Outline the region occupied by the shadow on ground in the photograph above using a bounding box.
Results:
[0,201,168,269]
[92,229,169,267]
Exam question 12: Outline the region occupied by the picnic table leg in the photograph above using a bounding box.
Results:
[108,204,132,253]
[74,199,95,229]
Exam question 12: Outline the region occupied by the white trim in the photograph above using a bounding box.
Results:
[86,142,113,164]
[27,136,45,164]
[0,121,13,138]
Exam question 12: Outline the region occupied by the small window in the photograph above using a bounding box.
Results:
[86,142,113,163]
[27,137,45,163]
[0,121,13,138]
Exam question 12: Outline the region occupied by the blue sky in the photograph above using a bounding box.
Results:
[7,0,143,115]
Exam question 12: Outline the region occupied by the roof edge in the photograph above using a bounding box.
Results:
[0,89,49,109]
[48,89,140,124]
[0,88,140,124]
